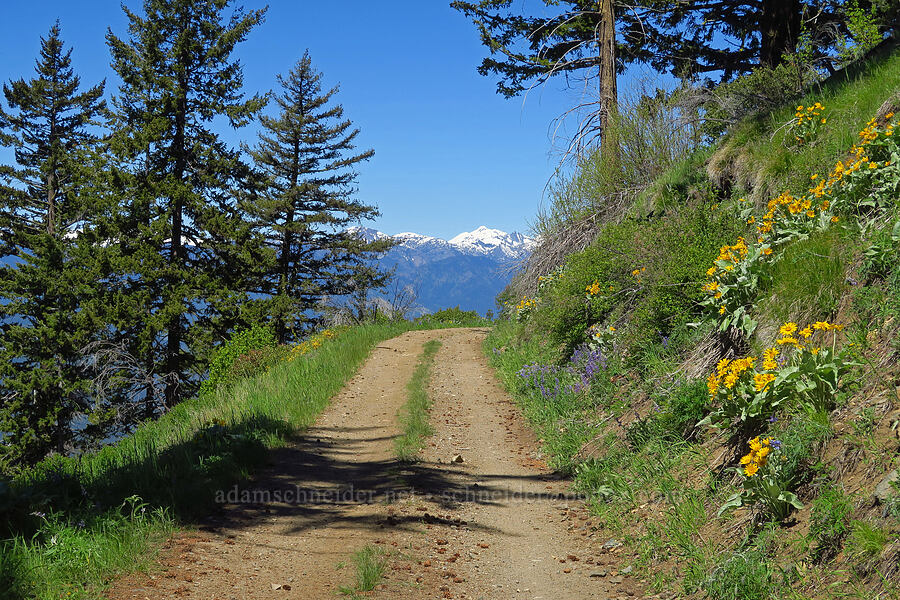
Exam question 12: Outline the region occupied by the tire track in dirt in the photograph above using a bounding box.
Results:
[373,328,641,600]
[108,328,643,599]
[107,329,448,599]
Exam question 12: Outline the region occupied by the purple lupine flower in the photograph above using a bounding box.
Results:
[770,439,782,449]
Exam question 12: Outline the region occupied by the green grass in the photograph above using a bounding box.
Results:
[394,340,442,461]
[757,228,853,329]
[339,544,388,596]
[0,497,175,600]
[848,520,890,563]
[1,320,475,600]
[709,47,900,205]
[810,483,854,562]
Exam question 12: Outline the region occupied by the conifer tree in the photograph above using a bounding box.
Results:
[248,51,392,343]
[106,0,267,407]
[0,22,106,470]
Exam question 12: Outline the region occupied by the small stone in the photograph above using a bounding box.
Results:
[620,566,633,575]
[590,571,608,578]
[609,576,623,584]
[602,539,622,549]
[452,454,464,463]
[874,470,898,503]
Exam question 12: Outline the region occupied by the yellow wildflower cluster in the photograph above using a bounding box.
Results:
[585,280,602,296]
[288,328,338,361]
[740,437,773,477]
[794,102,826,144]
[537,268,564,289]
[809,114,897,201]
[705,109,898,326]
[707,356,756,397]
[516,296,538,311]
[775,320,842,349]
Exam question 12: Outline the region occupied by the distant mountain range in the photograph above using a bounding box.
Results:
[351,226,535,316]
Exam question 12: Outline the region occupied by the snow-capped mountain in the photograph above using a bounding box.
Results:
[449,226,536,259]
[349,225,534,315]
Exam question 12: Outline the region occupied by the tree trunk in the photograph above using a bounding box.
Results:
[165,66,188,408]
[759,0,801,68]
[598,0,618,157]
[46,171,56,236]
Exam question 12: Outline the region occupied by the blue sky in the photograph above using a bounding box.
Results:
[0,1,587,240]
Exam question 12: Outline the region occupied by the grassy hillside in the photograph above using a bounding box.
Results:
[487,46,900,599]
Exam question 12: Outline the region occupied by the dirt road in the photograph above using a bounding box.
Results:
[109,328,643,599]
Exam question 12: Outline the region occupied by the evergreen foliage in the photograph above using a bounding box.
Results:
[451,1,895,93]
[105,0,268,408]
[247,51,393,343]
[0,23,107,471]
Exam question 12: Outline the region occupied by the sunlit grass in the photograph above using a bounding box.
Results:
[394,340,442,461]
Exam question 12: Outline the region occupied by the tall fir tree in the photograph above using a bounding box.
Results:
[106,0,267,407]
[248,51,392,343]
[0,22,107,470]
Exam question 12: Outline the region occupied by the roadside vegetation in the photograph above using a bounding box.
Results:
[485,39,900,600]
[395,340,443,461]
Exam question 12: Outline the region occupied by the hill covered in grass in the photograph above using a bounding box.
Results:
[486,44,900,599]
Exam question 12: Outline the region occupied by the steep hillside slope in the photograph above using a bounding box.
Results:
[487,47,900,599]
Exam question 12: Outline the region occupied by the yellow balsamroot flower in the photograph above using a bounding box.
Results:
[754,372,776,392]
[714,292,723,299]
[707,266,717,277]
[887,111,895,119]
[763,247,773,256]
[799,327,812,338]
[719,306,726,315]
[762,347,779,370]
[812,321,831,330]
[806,210,816,218]
[777,336,801,347]
[707,372,720,397]
[742,436,775,476]
[716,357,731,376]
[779,322,798,336]
[724,372,740,389]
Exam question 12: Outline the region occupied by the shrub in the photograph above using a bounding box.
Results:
[416,306,486,327]
[627,379,709,447]
[200,324,277,395]
[533,204,742,359]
